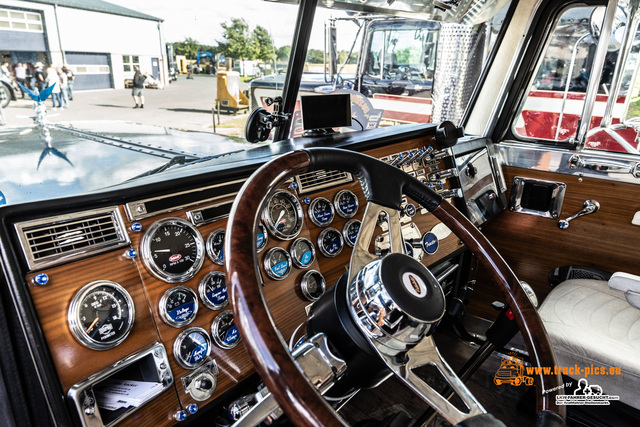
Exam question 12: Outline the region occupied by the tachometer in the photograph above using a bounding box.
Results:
[159,285,198,327]
[317,227,344,257]
[174,327,211,369]
[141,217,205,283]
[263,190,303,240]
[68,280,135,350]
[308,197,335,227]
[334,190,359,218]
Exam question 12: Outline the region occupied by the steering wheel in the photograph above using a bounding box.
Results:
[225,146,566,427]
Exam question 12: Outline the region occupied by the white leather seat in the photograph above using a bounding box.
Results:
[538,278,640,409]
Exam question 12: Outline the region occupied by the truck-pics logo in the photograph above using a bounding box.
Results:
[493,352,534,386]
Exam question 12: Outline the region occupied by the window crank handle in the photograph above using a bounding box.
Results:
[558,200,600,229]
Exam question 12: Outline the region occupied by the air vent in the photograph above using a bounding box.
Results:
[16,207,130,271]
[295,170,353,195]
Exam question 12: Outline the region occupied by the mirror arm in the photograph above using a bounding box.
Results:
[574,0,618,149]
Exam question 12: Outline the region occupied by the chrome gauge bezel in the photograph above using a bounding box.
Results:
[256,223,268,253]
[308,197,335,227]
[263,247,292,280]
[206,228,225,266]
[211,310,241,349]
[262,190,304,240]
[290,237,316,269]
[159,285,199,328]
[317,227,344,258]
[300,270,326,301]
[342,219,361,248]
[198,271,229,310]
[334,190,359,218]
[68,280,135,351]
[140,217,205,283]
[173,327,212,369]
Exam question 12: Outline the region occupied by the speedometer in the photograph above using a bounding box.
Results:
[141,217,205,283]
[68,280,135,350]
[262,190,303,240]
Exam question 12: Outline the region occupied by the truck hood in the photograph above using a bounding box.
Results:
[0,121,250,206]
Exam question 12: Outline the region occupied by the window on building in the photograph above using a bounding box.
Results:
[0,8,42,31]
[123,55,140,72]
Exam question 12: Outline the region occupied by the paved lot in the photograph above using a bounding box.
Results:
[2,74,251,135]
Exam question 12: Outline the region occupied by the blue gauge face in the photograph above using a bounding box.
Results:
[309,197,335,227]
[404,241,415,258]
[161,286,198,327]
[422,232,439,255]
[264,247,292,280]
[334,190,358,218]
[318,228,344,257]
[212,310,240,349]
[206,229,225,265]
[175,328,211,369]
[291,238,315,268]
[343,219,361,247]
[199,271,228,310]
[256,224,268,252]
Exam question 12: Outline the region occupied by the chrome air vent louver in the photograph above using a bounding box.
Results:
[16,207,130,271]
[295,170,353,195]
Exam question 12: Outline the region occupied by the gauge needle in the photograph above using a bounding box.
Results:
[275,210,286,225]
[85,317,99,333]
[154,249,171,252]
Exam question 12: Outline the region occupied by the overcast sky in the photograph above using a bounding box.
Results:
[107,0,357,51]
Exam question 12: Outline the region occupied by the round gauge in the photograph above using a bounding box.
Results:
[206,228,225,266]
[342,219,361,248]
[334,190,359,218]
[68,280,135,350]
[308,197,335,227]
[159,285,199,328]
[262,190,304,240]
[199,271,228,310]
[300,270,326,301]
[317,227,344,258]
[263,247,292,280]
[256,223,268,253]
[211,310,241,349]
[173,327,211,369]
[290,237,315,268]
[141,217,205,283]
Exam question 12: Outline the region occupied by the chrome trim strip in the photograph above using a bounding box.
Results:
[15,206,130,272]
[125,178,246,221]
[499,142,640,185]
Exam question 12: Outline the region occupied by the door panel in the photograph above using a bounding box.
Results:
[468,165,640,320]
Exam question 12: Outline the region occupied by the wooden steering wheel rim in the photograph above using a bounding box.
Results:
[225,148,565,427]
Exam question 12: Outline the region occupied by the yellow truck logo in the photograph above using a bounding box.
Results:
[494,354,534,386]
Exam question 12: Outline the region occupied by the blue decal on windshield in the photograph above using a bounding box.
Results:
[0,190,5,206]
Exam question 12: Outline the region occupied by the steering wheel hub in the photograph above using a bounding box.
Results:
[349,253,445,355]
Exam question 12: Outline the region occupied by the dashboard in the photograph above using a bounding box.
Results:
[4,126,504,426]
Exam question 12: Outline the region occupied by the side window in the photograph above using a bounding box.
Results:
[514,5,640,155]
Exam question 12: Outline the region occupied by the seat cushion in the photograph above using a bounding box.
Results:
[538,279,640,409]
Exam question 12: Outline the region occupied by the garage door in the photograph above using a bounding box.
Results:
[66,52,112,90]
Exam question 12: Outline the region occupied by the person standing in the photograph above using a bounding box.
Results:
[132,66,146,108]
[46,64,61,110]
[58,67,69,109]
[0,62,10,80]
[14,63,26,98]
[34,62,46,93]
[62,65,74,101]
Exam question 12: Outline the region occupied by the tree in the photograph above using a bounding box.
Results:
[218,18,256,61]
[306,49,324,64]
[253,26,275,62]
[276,45,291,62]
[172,37,201,60]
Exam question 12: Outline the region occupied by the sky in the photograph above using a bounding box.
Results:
[106,0,358,51]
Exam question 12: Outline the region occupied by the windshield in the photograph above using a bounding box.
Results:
[0,0,509,205]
